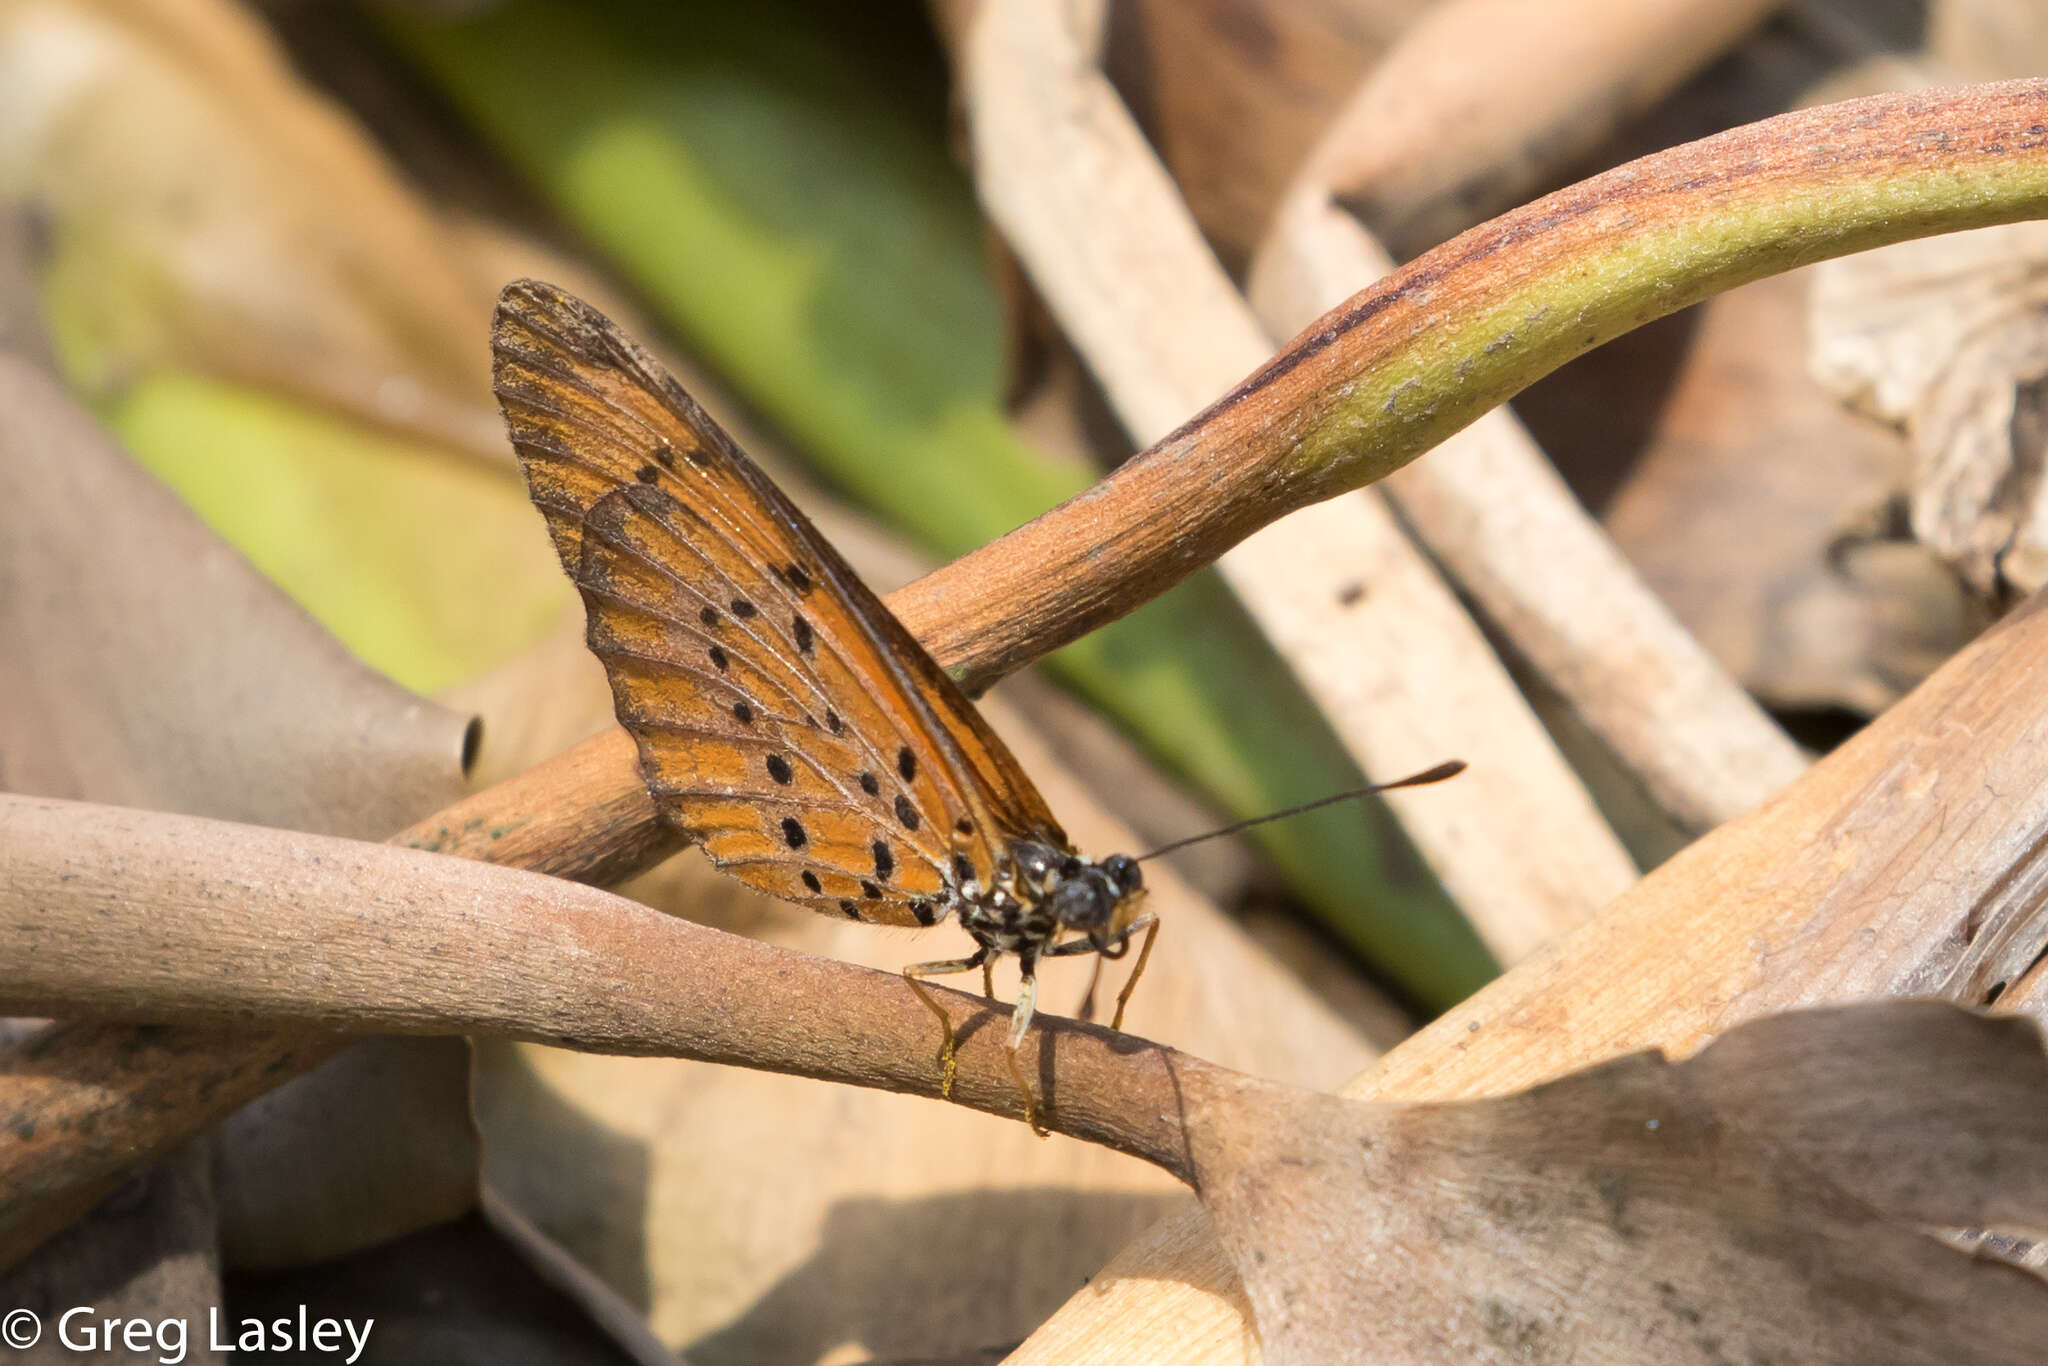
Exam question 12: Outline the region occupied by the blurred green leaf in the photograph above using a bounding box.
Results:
[383,0,1492,1004]
[110,372,569,694]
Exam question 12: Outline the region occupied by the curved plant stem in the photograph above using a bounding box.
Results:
[895,80,2048,691]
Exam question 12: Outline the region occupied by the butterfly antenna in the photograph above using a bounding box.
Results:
[1136,760,1467,863]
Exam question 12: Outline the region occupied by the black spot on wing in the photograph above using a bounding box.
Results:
[897,747,917,781]
[766,754,793,785]
[894,795,920,831]
[859,771,879,797]
[730,597,757,619]
[872,841,894,879]
[801,871,822,893]
[781,817,807,849]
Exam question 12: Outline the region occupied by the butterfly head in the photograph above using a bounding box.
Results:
[1008,841,1147,955]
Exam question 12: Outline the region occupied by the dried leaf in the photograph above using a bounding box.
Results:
[1100,0,1412,271]
[0,0,503,458]
[3,1145,223,1366]
[213,1038,479,1272]
[223,1209,685,1366]
[1810,219,2048,595]
[1188,1002,2048,1366]
[0,344,473,1311]
[1607,270,1988,715]
[0,355,473,836]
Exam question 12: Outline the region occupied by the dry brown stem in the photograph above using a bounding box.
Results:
[0,795,1210,1180]
[12,806,2048,1359]
[11,799,2048,1365]
[899,80,2048,690]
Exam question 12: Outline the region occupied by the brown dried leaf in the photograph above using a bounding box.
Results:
[213,1038,479,1272]
[0,347,474,1317]
[1607,270,1988,715]
[223,1208,686,1366]
[3,1145,223,1366]
[1098,0,1418,272]
[1810,219,2048,597]
[1188,1002,2048,1366]
[0,354,474,835]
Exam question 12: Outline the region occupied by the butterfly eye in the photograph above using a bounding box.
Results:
[1103,854,1142,896]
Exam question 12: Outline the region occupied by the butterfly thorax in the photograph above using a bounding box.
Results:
[951,837,1146,962]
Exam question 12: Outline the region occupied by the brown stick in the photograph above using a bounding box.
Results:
[0,797,1203,1181]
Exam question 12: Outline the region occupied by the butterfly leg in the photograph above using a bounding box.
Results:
[982,957,996,1001]
[1042,913,1162,1032]
[1109,913,1160,1032]
[903,946,993,1100]
[1074,953,1107,1023]
[1005,957,1050,1137]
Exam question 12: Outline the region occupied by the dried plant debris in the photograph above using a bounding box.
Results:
[1,1145,224,1366]
[1187,1002,2048,1366]
[0,355,473,836]
[1607,271,1990,717]
[0,0,504,458]
[213,1038,479,1273]
[1811,219,2048,598]
[12,779,2048,1362]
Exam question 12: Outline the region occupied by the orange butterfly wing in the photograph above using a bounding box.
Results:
[491,280,1066,926]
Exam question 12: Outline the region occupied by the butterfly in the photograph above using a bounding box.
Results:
[491,279,1158,1128]
[491,280,1465,1130]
